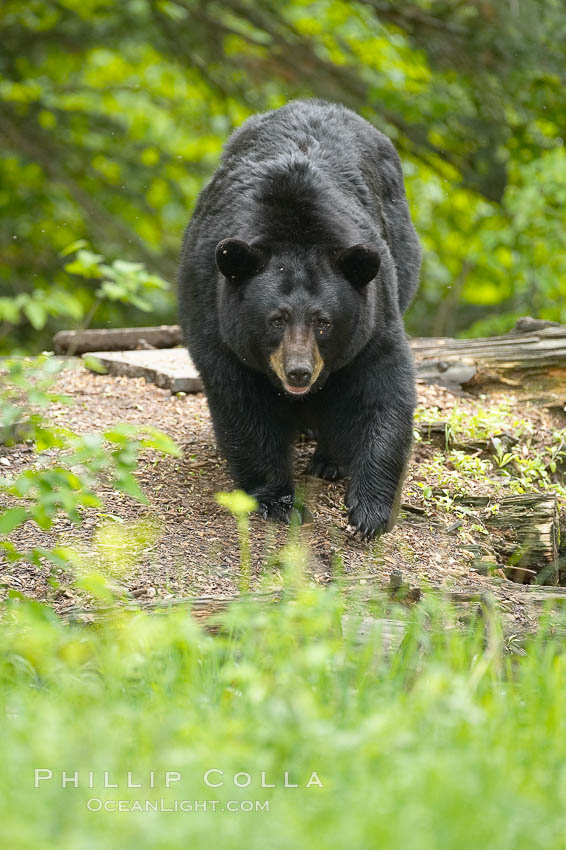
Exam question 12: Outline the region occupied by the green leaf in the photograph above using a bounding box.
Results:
[34,426,67,451]
[30,546,73,569]
[112,260,145,274]
[30,503,54,530]
[139,426,181,456]
[216,490,258,516]
[0,540,22,562]
[0,506,28,534]
[103,424,138,445]
[112,471,147,503]
[59,239,89,257]
[0,297,21,324]
[64,250,104,278]
[96,281,128,301]
[127,295,152,311]
[23,301,47,330]
[13,471,36,497]
[82,355,108,375]
[75,571,114,602]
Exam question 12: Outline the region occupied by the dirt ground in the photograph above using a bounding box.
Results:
[1,361,565,636]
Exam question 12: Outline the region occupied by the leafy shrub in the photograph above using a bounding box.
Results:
[0,355,180,569]
[0,242,173,354]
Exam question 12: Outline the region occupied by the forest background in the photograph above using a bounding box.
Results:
[1,0,565,354]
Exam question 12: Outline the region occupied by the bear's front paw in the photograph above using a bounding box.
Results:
[345,495,393,541]
[306,453,345,481]
[256,493,296,524]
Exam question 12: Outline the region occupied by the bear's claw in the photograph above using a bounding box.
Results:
[346,501,392,541]
[256,493,295,524]
[307,454,345,481]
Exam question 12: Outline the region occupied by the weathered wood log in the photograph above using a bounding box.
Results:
[53,325,183,354]
[456,493,560,584]
[60,574,566,653]
[341,615,407,654]
[411,318,566,398]
[67,316,566,402]
[63,590,282,626]
[64,590,407,652]
[81,348,202,393]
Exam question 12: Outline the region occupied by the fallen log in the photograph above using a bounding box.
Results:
[62,589,407,652]
[53,325,183,355]
[412,318,566,398]
[456,493,561,584]
[70,317,566,401]
[56,567,566,653]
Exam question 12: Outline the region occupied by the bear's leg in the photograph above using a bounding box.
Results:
[320,354,415,540]
[205,383,297,524]
[345,432,411,540]
[306,449,346,481]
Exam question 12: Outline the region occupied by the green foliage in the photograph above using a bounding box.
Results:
[415,399,532,445]
[0,356,180,567]
[62,241,170,312]
[0,236,172,354]
[0,355,71,443]
[1,0,565,351]
[490,431,566,497]
[413,399,566,505]
[216,490,258,517]
[1,573,566,848]
[216,489,258,590]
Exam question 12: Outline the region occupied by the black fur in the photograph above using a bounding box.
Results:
[178,99,421,539]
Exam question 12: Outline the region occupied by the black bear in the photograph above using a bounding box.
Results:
[178,99,421,539]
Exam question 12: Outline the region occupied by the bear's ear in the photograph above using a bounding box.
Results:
[215,239,266,282]
[336,244,381,289]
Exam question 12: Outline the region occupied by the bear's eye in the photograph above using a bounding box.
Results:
[314,318,332,334]
[270,316,285,329]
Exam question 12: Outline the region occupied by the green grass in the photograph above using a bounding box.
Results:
[2,562,566,850]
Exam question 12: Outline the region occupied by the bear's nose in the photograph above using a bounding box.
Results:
[286,367,312,387]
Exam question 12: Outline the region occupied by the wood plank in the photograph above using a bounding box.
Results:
[82,348,202,393]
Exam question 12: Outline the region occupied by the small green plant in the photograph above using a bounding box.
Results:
[216,490,258,591]
[0,355,71,444]
[448,449,492,479]
[415,400,566,505]
[492,436,515,471]
[490,431,566,498]
[548,431,566,474]
[0,357,180,569]
[414,450,469,497]
[415,400,532,446]
[0,288,84,335]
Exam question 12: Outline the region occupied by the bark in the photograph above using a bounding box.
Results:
[456,493,561,585]
[53,325,183,355]
[412,319,566,401]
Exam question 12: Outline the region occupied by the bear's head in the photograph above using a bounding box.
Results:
[215,238,382,396]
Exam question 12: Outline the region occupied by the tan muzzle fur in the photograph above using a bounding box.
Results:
[269,325,324,395]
